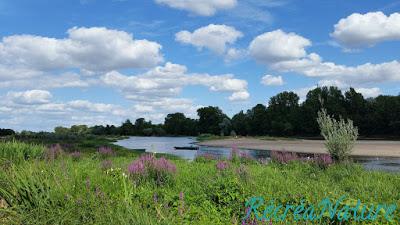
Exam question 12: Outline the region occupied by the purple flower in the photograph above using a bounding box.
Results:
[44,144,64,161]
[98,146,114,158]
[127,154,177,186]
[100,160,113,170]
[313,154,333,168]
[127,160,145,175]
[270,151,333,168]
[270,151,299,164]
[70,151,81,161]
[216,160,229,171]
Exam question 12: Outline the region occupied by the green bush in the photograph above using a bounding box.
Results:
[0,140,44,163]
[317,109,358,161]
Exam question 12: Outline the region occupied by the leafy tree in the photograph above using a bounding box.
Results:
[246,104,269,136]
[197,106,227,135]
[70,125,90,135]
[231,111,249,136]
[164,113,194,136]
[120,119,135,135]
[0,128,15,136]
[300,86,347,135]
[54,126,70,135]
[268,91,300,136]
[134,118,152,135]
[219,118,232,136]
[344,88,367,134]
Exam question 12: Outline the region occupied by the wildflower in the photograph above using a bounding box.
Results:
[70,151,81,161]
[179,191,185,216]
[236,164,249,181]
[100,160,113,170]
[216,160,229,171]
[313,153,333,168]
[44,144,64,161]
[98,146,114,158]
[127,154,177,186]
[270,151,299,164]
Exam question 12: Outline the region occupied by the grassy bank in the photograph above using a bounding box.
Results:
[1,139,400,224]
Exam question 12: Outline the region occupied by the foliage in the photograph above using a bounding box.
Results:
[70,151,82,161]
[164,113,198,136]
[1,140,399,224]
[127,154,177,186]
[317,109,359,161]
[197,106,228,135]
[271,150,333,168]
[0,128,15,136]
[0,140,44,163]
[97,146,115,158]
[270,150,299,164]
[44,144,64,161]
[7,86,399,139]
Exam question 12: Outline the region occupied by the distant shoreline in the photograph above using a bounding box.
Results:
[198,137,400,158]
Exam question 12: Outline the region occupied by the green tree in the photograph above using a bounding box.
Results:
[300,86,347,135]
[344,88,367,134]
[219,118,232,136]
[268,91,300,136]
[70,125,89,135]
[164,113,187,135]
[247,104,269,136]
[231,110,249,136]
[120,119,135,135]
[54,126,70,135]
[197,106,227,135]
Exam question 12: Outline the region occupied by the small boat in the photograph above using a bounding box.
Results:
[132,148,146,152]
[174,146,199,150]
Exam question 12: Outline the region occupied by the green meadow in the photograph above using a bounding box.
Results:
[1,138,399,225]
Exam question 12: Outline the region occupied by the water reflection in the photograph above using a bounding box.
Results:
[115,136,400,173]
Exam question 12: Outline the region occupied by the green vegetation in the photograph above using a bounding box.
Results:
[317,109,359,161]
[3,86,398,140]
[196,133,230,142]
[1,139,400,224]
[0,141,44,164]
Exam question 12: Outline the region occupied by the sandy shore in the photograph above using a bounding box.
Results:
[198,138,400,157]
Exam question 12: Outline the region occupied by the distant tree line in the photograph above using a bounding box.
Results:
[2,86,399,138]
[0,128,15,136]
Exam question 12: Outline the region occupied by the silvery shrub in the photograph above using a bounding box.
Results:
[317,109,358,161]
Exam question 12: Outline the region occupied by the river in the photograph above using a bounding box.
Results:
[115,136,400,172]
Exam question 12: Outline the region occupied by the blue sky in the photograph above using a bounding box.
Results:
[0,0,399,131]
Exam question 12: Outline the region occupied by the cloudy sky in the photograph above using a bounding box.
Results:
[1,0,399,131]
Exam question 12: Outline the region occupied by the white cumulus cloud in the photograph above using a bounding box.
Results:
[249,29,400,86]
[0,27,163,72]
[249,29,311,63]
[176,24,243,55]
[355,87,382,98]
[101,62,249,102]
[261,75,284,86]
[7,90,52,105]
[331,12,400,49]
[155,0,237,16]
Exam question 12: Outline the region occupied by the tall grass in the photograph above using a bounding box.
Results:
[1,140,399,224]
[0,140,45,163]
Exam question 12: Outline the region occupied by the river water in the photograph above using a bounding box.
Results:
[115,136,400,172]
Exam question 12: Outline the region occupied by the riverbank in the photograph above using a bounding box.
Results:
[198,138,400,157]
[1,139,400,224]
